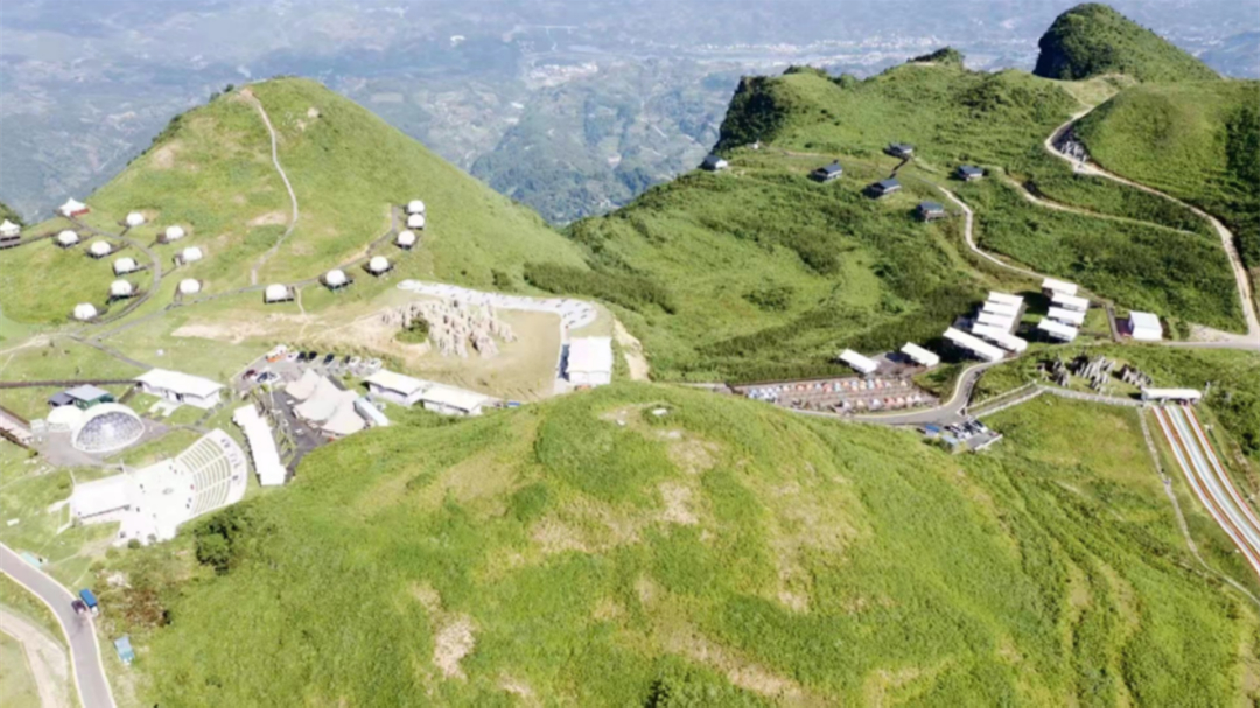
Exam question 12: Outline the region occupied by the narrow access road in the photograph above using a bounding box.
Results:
[1045,112,1260,342]
[0,543,116,708]
[938,188,1045,281]
[245,90,300,286]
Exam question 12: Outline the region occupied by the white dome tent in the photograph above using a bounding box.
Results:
[0,219,20,238]
[264,284,293,303]
[406,214,426,230]
[73,303,98,321]
[125,212,145,227]
[180,246,204,264]
[367,256,391,275]
[113,257,139,275]
[406,200,426,215]
[164,225,186,242]
[57,230,80,247]
[88,241,112,258]
[179,279,202,295]
[396,230,417,249]
[324,269,348,289]
[110,280,135,299]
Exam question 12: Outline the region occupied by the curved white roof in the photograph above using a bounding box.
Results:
[179,278,201,294]
[137,369,223,398]
[0,219,20,235]
[71,404,144,454]
[73,302,98,320]
[110,280,134,297]
[406,213,426,229]
[165,225,185,240]
[57,230,79,245]
[406,200,426,214]
[325,269,347,287]
[113,257,138,274]
[89,241,112,256]
[368,256,389,273]
[181,246,204,262]
[47,405,86,429]
[396,229,416,246]
[264,284,290,301]
[125,211,145,226]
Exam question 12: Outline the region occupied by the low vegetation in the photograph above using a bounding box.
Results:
[92,383,1260,706]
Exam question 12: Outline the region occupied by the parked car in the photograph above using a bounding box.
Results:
[71,599,87,616]
[258,372,279,384]
[323,354,336,365]
[349,356,362,367]
[78,588,99,616]
[305,350,317,361]
[243,369,258,381]
[342,355,352,365]
[285,351,299,363]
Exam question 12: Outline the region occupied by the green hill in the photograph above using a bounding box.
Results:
[0,78,585,325]
[98,382,1259,706]
[1033,4,1220,83]
[1075,81,1260,287]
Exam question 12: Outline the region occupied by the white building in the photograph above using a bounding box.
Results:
[324,269,348,289]
[364,370,429,406]
[57,230,79,247]
[839,349,879,375]
[1037,318,1079,342]
[68,430,247,546]
[354,398,390,428]
[1047,306,1086,326]
[1128,311,1163,342]
[232,405,286,486]
[971,324,1030,352]
[406,200,426,215]
[396,230,417,249]
[264,284,293,303]
[73,303,98,321]
[89,241,112,257]
[0,220,20,238]
[113,257,139,275]
[367,256,391,274]
[901,342,940,367]
[567,337,614,386]
[110,280,134,298]
[59,199,87,217]
[982,301,1020,318]
[181,246,204,263]
[164,225,186,242]
[1042,278,1078,296]
[1141,388,1202,403]
[406,213,426,230]
[179,279,201,295]
[417,384,491,416]
[987,292,1023,307]
[136,369,224,409]
[1051,292,1089,312]
[976,311,1016,330]
[944,327,1004,363]
[125,212,145,227]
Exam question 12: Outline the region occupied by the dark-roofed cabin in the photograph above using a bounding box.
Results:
[48,392,76,408]
[65,385,115,410]
[700,154,729,171]
[956,165,984,181]
[885,143,914,159]
[868,179,902,197]
[916,201,948,221]
[810,161,843,183]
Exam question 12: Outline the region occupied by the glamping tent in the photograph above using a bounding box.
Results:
[113,257,139,275]
[73,303,98,321]
[125,212,145,227]
[396,230,417,249]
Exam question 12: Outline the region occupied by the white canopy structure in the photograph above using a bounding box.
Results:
[1037,318,1078,342]
[73,303,98,321]
[976,311,1015,330]
[1042,277,1078,296]
[110,280,134,298]
[1128,311,1163,342]
[264,284,292,303]
[0,219,20,238]
[285,370,323,401]
[987,292,1023,307]
[368,256,391,274]
[567,337,614,386]
[944,327,1004,362]
[59,199,87,217]
[164,225,186,241]
[971,324,1030,352]
[406,200,426,215]
[1051,292,1089,312]
[324,269,348,288]
[839,349,879,375]
[396,230,417,249]
[136,369,224,409]
[406,213,426,230]
[113,257,139,275]
[178,279,201,295]
[323,404,366,437]
[57,230,79,246]
[901,342,940,367]
[181,246,204,263]
[89,241,112,257]
[1047,306,1086,326]
[295,380,358,424]
[1141,388,1202,402]
[125,211,145,227]
[232,405,286,486]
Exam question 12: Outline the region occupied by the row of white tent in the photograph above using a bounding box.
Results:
[406,199,427,231]
[1039,278,1084,342]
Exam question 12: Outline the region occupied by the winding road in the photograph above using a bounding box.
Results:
[0,543,115,708]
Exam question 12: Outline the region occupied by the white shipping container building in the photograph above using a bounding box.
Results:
[1051,292,1089,312]
[1128,311,1163,342]
[986,292,1024,307]
[944,328,1004,363]
[1037,318,1078,342]
[364,370,430,407]
[567,337,614,386]
[1042,278,1078,296]
[982,301,1020,318]
[971,324,1030,352]
[901,342,940,367]
[976,311,1016,330]
[1141,388,1202,403]
[1047,306,1086,326]
[839,349,879,375]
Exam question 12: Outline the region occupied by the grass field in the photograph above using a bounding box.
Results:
[0,338,144,420]
[68,382,1260,707]
[0,632,40,708]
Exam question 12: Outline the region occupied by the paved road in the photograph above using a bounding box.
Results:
[0,543,116,708]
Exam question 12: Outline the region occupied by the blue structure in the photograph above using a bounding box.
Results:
[113,636,134,665]
[78,588,98,610]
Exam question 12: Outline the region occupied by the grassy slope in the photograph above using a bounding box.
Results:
[0,78,586,325]
[96,384,1260,706]
[1075,81,1260,290]
[1032,3,1221,83]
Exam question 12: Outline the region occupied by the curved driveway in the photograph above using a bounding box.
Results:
[0,543,115,708]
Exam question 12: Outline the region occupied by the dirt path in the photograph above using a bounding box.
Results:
[1045,111,1260,342]
[0,606,72,708]
[938,188,1044,281]
[614,320,650,381]
[243,90,300,287]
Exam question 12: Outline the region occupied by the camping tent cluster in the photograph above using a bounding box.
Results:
[406,199,427,230]
[286,371,367,438]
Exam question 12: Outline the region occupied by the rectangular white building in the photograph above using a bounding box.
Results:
[1141,388,1202,402]
[417,384,492,416]
[1047,306,1086,326]
[971,324,1030,352]
[986,292,1023,307]
[1051,292,1089,312]
[982,301,1020,318]
[1128,311,1163,342]
[1042,278,1078,296]
[976,311,1016,330]
[944,328,1005,363]
[364,370,430,407]
[1037,318,1078,342]
[901,342,940,367]
[136,369,223,409]
[840,349,879,375]
[232,405,286,486]
[566,337,614,387]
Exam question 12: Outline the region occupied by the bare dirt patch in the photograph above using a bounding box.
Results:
[249,210,289,226]
[658,481,699,525]
[662,623,824,704]
[150,141,182,169]
[667,438,720,475]
[614,320,650,381]
[433,616,476,680]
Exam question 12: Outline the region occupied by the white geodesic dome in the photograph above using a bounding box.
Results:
[113,258,138,275]
[89,241,112,256]
[57,230,79,246]
[110,280,134,297]
[73,303,98,321]
[165,225,185,241]
[179,278,201,295]
[406,200,426,215]
[181,246,204,263]
[325,269,347,288]
[71,404,144,454]
[406,214,426,230]
[396,230,416,248]
[125,212,145,227]
[368,256,389,273]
